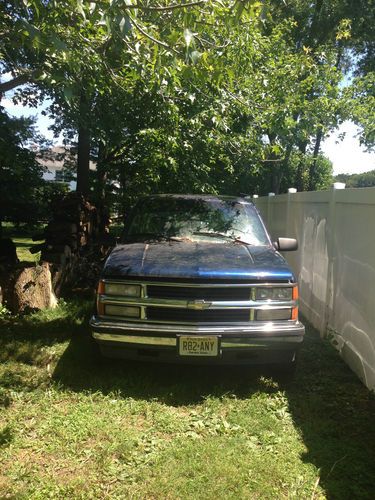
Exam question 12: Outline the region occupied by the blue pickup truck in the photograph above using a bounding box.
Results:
[90,194,304,371]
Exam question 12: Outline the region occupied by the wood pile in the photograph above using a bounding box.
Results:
[31,193,113,297]
[0,194,113,313]
[33,193,101,265]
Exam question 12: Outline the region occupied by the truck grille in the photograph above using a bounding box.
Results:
[146,307,249,323]
[147,285,251,301]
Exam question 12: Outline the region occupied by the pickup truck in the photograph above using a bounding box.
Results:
[90,194,304,370]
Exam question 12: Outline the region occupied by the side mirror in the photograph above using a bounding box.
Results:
[273,237,298,252]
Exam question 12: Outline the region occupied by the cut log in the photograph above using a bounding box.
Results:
[10,263,58,313]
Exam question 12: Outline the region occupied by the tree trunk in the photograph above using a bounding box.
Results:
[267,133,282,194]
[296,141,307,191]
[309,128,323,191]
[282,143,293,190]
[308,0,324,45]
[96,142,108,205]
[76,94,90,196]
[96,143,110,235]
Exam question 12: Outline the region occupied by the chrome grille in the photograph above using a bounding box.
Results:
[147,285,251,301]
[146,307,249,323]
[98,279,296,325]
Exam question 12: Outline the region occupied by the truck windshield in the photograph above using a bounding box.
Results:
[123,197,270,246]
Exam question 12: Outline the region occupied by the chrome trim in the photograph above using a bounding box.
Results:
[101,278,294,288]
[97,314,296,326]
[90,316,305,335]
[92,332,303,347]
[98,294,297,310]
[93,332,176,346]
[221,336,303,347]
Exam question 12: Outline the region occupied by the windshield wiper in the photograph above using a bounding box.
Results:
[192,231,252,245]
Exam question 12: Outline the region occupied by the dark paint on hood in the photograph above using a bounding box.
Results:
[102,241,295,281]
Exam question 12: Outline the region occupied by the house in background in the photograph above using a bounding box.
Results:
[37,146,96,190]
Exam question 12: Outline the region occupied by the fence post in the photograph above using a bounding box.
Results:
[286,188,297,236]
[267,192,275,228]
[323,182,346,336]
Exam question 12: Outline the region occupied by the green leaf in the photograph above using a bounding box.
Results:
[50,35,67,51]
[119,15,131,35]
[184,28,193,48]
[190,50,201,64]
[105,15,112,35]
[63,86,74,103]
[77,0,86,21]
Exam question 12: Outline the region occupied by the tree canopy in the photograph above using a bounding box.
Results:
[0,106,66,233]
[1,0,374,216]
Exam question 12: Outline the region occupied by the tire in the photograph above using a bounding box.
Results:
[274,353,298,381]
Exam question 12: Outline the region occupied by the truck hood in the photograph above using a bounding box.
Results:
[103,241,295,281]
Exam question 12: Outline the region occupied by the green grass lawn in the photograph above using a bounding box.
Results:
[1,300,374,499]
[2,224,44,263]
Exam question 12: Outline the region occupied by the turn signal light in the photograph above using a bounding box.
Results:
[292,286,299,320]
[97,281,105,316]
[291,306,298,321]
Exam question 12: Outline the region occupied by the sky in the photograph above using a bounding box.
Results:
[2,96,374,176]
[321,121,374,175]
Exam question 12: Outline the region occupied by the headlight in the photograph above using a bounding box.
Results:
[256,287,292,301]
[105,305,140,318]
[104,283,141,297]
[256,309,292,321]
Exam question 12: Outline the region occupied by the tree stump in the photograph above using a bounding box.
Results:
[4,263,58,313]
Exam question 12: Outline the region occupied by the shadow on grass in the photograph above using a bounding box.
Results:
[53,331,272,405]
[0,299,92,367]
[52,320,375,499]
[2,304,375,499]
[285,327,375,499]
[12,240,41,248]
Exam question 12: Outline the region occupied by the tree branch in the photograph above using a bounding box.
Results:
[123,1,206,11]
[0,72,34,94]
[224,87,264,110]
[194,35,231,49]
[131,19,180,54]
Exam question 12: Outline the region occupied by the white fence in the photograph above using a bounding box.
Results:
[254,187,375,391]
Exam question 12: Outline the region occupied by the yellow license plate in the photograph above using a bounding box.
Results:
[178,336,219,357]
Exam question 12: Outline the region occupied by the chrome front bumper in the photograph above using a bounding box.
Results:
[90,316,305,349]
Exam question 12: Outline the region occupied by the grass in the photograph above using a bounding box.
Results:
[1,301,375,499]
[2,223,44,263]
[2,222,123,264]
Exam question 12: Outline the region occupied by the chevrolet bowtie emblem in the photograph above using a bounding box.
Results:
[187,300,212,310]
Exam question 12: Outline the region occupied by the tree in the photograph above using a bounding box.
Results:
[1,0,372,210]
[267,0,375,154]
[0,107,46,236]
[335,170,375,187]
[1,0,250,195]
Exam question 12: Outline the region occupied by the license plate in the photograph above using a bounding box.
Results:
[178,336,220,357]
